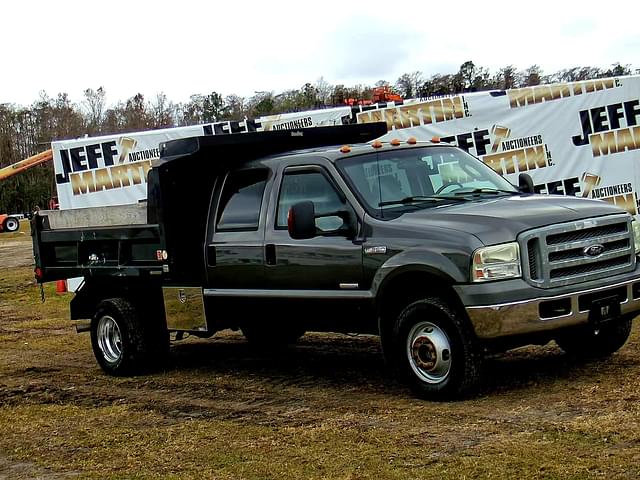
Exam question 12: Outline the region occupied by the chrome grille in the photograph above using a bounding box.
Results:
[546,223,628,245]
[519,214,636,288]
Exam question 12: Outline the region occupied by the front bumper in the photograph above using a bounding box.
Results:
[455,273,640,339]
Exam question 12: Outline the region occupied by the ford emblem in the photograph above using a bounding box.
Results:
[583,244,605,257]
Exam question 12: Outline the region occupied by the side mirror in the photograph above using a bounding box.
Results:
[288,201,316,240]
[288,201,358,240]
[518,173,534,193]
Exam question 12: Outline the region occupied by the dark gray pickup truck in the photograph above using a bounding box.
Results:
[32,124,640,399]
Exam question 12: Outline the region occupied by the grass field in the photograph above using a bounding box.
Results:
[1,220,639,479]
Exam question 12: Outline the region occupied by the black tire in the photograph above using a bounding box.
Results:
[241,323,306,347]
[90,298,169,375]
[389,297,483,400]
[555,318,632,359]
[3,216,19,232]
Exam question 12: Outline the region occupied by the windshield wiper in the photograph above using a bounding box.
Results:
[454,188,519,196]
[378,195,468,207]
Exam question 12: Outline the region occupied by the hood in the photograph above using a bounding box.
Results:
[394,194,627,245]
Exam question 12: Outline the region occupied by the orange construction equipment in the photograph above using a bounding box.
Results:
[372,86,403,103]
[0,149,53,181]
[0,149,54,232]
[344,98,373,106]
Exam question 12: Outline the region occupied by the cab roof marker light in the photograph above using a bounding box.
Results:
[340,145,351,153]
[390,138,401,146]
[407,137,417,145]
[372,140,383,149]
[431,136,441,143]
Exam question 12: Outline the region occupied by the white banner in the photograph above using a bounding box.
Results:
[53,124,215,209]
[53,76,640,216]
[258,106,351,131]
[357,75,640,218]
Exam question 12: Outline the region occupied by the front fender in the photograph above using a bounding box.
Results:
[371,248,468,298]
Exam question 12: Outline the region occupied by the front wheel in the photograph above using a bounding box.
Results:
[555,317,632,359]
[390,297,482,400]
[90,298,168,375]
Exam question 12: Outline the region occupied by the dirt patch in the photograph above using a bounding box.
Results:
[0,452,77,480]
[0,237,33,268]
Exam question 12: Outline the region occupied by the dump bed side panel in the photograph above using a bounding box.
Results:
[32,208,162,283]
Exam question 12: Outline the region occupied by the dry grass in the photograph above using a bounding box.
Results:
[1,227,640,479]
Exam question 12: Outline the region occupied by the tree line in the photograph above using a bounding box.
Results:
[0,61,636,214]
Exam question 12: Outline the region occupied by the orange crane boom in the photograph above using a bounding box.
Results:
[0,149,53,181]
[0,149,54,232]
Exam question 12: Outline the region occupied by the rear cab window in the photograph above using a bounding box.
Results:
[216,169,269,232]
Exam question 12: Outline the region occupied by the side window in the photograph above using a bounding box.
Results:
[216,169,268,231]
[276,170,345,228]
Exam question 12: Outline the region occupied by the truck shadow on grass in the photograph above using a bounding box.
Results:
[164,333,626,399]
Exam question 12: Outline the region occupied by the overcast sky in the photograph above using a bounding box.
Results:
[2,0,638,107]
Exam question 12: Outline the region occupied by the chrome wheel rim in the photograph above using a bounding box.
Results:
[406,321,452,384]
[97,315,123,364]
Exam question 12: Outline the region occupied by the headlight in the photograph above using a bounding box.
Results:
[633,219,640,255]
[472,242,521,282]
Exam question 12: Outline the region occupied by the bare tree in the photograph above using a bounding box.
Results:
[315,77,333,106]
[395,71,423,98]
[520,65,543,86]
[82,87,106,134]
[149,92,176,128]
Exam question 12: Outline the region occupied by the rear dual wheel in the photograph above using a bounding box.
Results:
[91,298,168,375]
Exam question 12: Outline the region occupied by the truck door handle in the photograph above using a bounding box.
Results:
[265,244,276,265]
[207,245,216,266]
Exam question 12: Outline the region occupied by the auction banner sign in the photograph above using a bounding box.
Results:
[358,75,640,218]
[52,120,262,209]
[53,75,639,215]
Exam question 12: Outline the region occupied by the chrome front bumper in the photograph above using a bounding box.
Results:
[465,278,640,339]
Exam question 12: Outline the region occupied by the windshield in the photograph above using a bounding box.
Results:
[337,146,518,216]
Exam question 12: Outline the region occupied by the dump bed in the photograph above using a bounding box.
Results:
[32,203,163,283]
[33,124,389,286]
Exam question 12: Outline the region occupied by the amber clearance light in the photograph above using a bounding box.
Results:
[371,140,383,149]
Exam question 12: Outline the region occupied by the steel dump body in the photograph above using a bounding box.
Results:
[32,203,162,281]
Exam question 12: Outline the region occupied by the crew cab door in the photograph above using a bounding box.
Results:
[205,168,270,288]
[264,164,363,292]
[262,163,372,334]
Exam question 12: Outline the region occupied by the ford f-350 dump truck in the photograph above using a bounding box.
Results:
[32,123,640,399]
